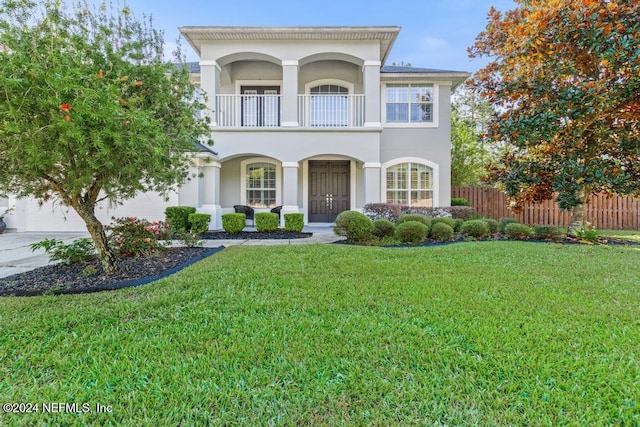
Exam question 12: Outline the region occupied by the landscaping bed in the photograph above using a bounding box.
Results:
[200,230,312,240]
[0,247,223,297]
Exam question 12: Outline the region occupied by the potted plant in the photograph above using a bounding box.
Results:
[0,207,14,234]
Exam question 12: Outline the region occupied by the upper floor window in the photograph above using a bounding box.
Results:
[386,84,433,123]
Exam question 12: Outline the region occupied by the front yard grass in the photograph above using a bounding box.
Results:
[1,242,639,425]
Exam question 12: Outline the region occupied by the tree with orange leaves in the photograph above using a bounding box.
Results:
[469,0,640,233]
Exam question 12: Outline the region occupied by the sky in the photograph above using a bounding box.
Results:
[87,0,517,74]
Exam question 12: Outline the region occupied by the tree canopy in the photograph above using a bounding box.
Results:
[468,0,640,231]
[0,0,211,271]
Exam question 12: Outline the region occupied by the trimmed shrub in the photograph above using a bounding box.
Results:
[284,213,304,233]
[498,217,518,232]
[505,223,532,240]
[453,218,464,232]
[395,221,429,245]
[401,207,452,218]
[484,218,499,234]
[188,213,211,234]
[373,218,396,238]
[451,197,470,206]
[333,211,374,242]
[255,212,279,233]
[533,225,565,241]
[222,213,246,234]
[449,206,477,221]
[430,222,454,242]
[165,206,196,232]
[431,217,456,231]
[397,213,432,229]
[461,219,489,238]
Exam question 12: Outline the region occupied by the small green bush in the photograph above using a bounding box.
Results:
[431,217,456,231]
[222,213,246,234]
[284,213,304,233]
[575,224,599,242]
[461,219,490,238]
[498,217,518,232]
[450,206,477,221]
[30,238,95,265]
[451,197,470,206]
[255,212,279,233]
[533,225,565,241]
[453,218,464,232]
[165,206,196,232]
[333,211,374,243]
[397,214,432,229]
[505,223,532,240]
[430,222,454,242]
[395,221,429,245]
[484,218,499,234]
[188,213,211,234]
[373,218,396,238]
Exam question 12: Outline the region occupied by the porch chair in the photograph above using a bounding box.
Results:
[233,205,255,226]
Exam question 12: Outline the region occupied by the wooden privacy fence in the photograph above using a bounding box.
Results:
[452,186,640,230]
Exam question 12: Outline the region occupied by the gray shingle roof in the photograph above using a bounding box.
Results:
[381,66,466,74]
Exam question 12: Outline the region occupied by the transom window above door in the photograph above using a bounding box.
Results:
[310,85,349,95]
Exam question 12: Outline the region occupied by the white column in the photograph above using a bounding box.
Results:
[199,60,221,127]
[199,161,222,230]
[363,60,381,128]
[363,162,382,205]
[281,162,300,223]
[281,60,299,127]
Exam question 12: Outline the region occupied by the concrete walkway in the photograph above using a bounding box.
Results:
[0,226,342,279]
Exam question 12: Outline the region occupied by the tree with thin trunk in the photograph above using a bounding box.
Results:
[0,0,211,272]
[468,0,640,234]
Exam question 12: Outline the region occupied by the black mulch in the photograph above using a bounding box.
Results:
[200,231,312,240]
[0,247,223,298]
[335,234,640,247]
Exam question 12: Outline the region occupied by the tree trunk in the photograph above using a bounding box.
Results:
[567,187,590,236]
[73,203,119,274]
[568,203,585,236]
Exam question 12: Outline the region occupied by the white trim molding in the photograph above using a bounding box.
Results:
[363,60,381,68]
[363,162,381,168]
[282,162,300,168]
[281,60,299,67]
[199,60,221,72]
[380,157,440,207]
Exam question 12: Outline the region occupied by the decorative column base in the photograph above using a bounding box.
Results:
[197,204,223,230]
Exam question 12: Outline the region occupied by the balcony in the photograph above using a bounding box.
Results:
[214,94,365,128]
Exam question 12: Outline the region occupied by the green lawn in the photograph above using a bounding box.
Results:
[600,229,640,243]
[1,242,639,425]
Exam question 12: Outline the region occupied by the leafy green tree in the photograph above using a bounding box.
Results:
[451,106,491,186]
[0,0,211,272]
[451,87,495,186]
[468,0,640,233]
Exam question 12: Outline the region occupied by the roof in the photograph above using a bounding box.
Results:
[193,141,218,156]
[179,26,401,65]
[380,66,470,89]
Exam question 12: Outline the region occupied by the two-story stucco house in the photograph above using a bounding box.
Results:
[1,26,469,232]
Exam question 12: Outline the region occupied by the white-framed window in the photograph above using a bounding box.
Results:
[243,161,278,208]
[385,84,434,124]
[385,162,434,207]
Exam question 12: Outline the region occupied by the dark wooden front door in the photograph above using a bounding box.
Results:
[309,161,350,223]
